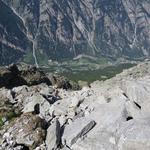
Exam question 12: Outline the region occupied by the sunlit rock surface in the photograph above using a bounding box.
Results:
[0,62,150,149]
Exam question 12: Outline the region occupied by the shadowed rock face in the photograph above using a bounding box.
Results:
[0,64,51,88]
[0,0,150,65]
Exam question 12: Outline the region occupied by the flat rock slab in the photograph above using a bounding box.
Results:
[62,117,96,147]
[117,119,150,150]
[122,79,150,114]
[72,130,117,150]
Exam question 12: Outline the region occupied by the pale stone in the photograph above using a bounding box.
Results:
[117,119,150,150]
[22,94,51,118]
[62,117,96,147]
[40,86,54,96]
[46,119,61,150]
[122,79,150,116]
[49,99,70,116]
[58,115,67,127]
[72,130,117,150]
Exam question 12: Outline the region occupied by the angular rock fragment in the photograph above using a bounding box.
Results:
[5,113,46,149]
[72,131,117,150]
[46,119,61,150]
[22,94,51,119]
[49,99,70,117]
[62,117,96,147]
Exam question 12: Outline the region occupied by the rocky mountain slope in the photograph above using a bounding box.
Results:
[0,0,150,65]
[0,61,150,149]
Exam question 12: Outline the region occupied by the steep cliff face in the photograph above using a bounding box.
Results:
[0,0,150,65]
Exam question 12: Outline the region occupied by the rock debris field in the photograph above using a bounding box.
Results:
[0,62,150,150]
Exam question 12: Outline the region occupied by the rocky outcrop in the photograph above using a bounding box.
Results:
[0,64,51,88]
[0,64,79,91]
[0,0,150,65]
[0,62,150,149]
[0,64,21,88]
[20,66,51,86]
[48,74,80,90]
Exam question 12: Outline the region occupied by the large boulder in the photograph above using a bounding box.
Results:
[62,117,96,147]
[22,93,51,120]
[72,130,117,150]
[3,113,46,149]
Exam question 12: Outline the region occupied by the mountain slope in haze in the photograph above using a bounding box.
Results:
[0,0,150,65]
[0,1,32,65]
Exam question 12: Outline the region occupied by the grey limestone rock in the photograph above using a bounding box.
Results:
[46,119,61,150]
[62,117,96,147]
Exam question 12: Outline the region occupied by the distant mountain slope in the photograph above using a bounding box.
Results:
[0,0,150,65]
[0,0,31,65]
